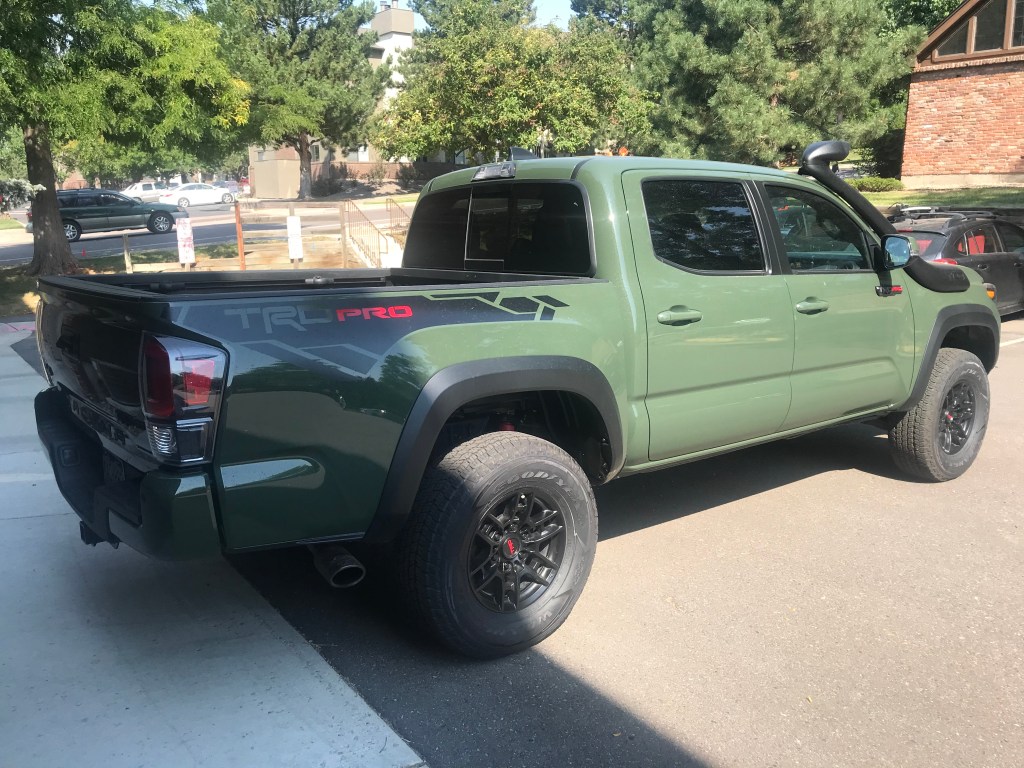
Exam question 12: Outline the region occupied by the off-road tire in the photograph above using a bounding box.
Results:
[398,432,598,658]
[889,348,989,482]
[147,212,174,234]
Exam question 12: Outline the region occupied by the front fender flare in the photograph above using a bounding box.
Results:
[363,356,623,544]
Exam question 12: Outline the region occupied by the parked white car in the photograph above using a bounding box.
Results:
[122,181,169,203]
[159,183,234,208]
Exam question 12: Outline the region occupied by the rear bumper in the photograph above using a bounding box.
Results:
[35,387,222,560]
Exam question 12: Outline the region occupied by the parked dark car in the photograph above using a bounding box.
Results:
[889,209,1024,316]
[26,189,186,242]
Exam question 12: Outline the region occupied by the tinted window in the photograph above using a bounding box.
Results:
[100,193,132,207]
[766,185,871,271]
[963,226,998,254]
[642,180,764,272]
[403,182,590,275]
[996,222,1024,252]
[70,193,98,208]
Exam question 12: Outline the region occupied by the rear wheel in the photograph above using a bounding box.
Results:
[221,193,234,204]
[398,432,598,658]
[177,197,190,208]
[63,220,82,242]
[148,212,174,234]
[889,348,990,481]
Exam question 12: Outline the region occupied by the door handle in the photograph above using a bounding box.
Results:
[657,306,703,326]
[974,263,989,270]
[795,298,830,315]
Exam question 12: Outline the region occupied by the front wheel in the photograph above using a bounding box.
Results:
[398,432,598,658]
[148,212,174,234]
[889,348,990,481]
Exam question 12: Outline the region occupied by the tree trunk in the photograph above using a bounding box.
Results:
[297,131,312,200]
[24,122,76,276]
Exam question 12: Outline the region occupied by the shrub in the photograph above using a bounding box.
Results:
[362,161,389,185]
[849,176,904,192]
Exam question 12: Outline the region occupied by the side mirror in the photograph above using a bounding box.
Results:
[879,234,916,271]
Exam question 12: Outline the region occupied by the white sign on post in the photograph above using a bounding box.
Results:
[287,215,303,262]
[176,217,195,265]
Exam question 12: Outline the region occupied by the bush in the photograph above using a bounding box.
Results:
[849,176,904,192]
[362,161,389,185]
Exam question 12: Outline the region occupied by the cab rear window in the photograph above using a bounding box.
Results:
[402,182,592,275]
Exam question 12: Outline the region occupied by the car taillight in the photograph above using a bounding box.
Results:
[933,257,959,265]
[140,335,227,465]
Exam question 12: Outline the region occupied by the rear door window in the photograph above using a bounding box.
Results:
[641,179,765,272]
[963,226,998,255]
[403,182,591,275]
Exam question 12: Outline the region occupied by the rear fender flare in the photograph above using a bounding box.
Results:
[363,356,623,543]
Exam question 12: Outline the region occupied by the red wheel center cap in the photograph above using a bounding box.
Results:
[502,535,522,559]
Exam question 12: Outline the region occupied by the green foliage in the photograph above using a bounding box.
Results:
[0,179,41,213]
[372,3,651,161]
[631,0,920,165]
[0,0,249,274]
[883,0,961,33]
[848,176,904,192]
[210,0,387,197]
[0,128,27,179]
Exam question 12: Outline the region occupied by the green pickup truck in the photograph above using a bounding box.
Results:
[34,142,1000,657]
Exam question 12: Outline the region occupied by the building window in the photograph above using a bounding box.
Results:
[935,0,1023,58]
[257,150,265,161]
[311,144,321,162]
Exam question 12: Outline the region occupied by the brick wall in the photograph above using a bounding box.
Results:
[902,59,1024,180]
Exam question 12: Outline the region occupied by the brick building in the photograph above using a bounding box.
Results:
[902,0,1024,189]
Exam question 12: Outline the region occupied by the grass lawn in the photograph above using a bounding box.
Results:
[0,217,25,230]
[862,187,1024,210]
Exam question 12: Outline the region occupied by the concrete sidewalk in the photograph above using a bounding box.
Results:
[0,329,424,768]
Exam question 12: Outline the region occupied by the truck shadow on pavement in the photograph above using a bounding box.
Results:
[231,421,905,768]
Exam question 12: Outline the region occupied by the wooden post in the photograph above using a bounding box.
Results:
[122,234,133,273]
[234,200,246,271]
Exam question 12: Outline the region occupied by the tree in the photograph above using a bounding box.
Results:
[371,1,651,161]
[0,128,27,179]
[0,180,41,215]
[883,0,962,34]
[630,0,920,165]
[0,1,248,275]
[210,0,388,199]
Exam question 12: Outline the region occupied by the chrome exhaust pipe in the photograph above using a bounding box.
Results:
[311,543,366,589]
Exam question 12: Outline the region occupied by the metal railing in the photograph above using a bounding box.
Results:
[386,197,413,232]
[345,200,388,268]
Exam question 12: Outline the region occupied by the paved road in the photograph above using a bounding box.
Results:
[0,203,392,266]
[233,313,1024,768]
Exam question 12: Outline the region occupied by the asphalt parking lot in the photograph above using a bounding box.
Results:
[234,313,1024,768]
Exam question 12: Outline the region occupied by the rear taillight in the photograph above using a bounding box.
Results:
[140,335,227,465]
[933,257,959,265]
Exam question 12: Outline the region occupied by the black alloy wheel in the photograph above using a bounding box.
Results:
[468,490,566,613]
[938,381,975,455]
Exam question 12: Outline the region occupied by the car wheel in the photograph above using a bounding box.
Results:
[221,193,234,204]
[889,348,990,482]
[177,197,190,208]
[63,221,82,242]
[148,212,174,234]
[398,432,598,658]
